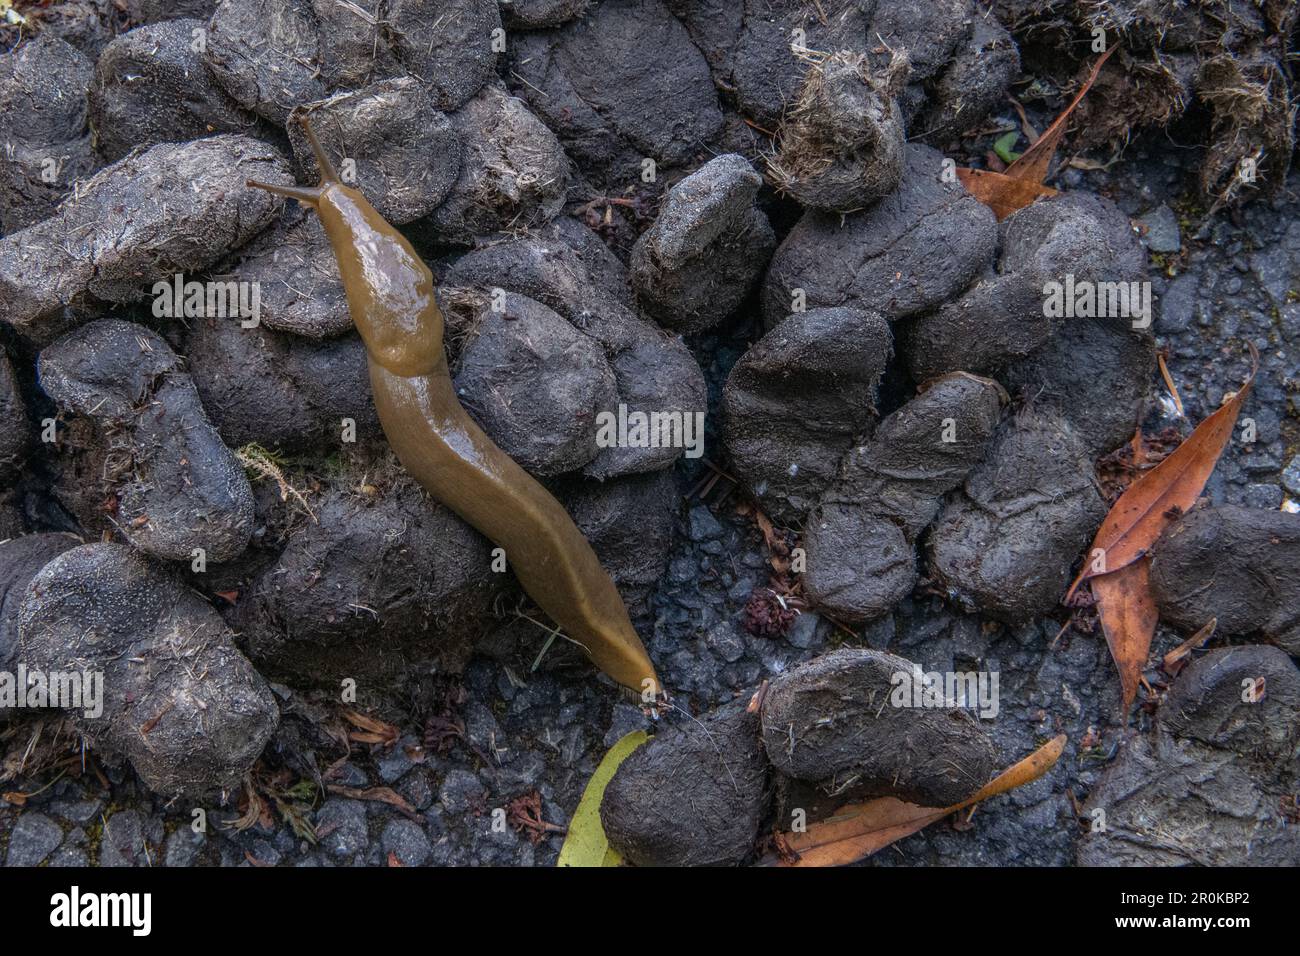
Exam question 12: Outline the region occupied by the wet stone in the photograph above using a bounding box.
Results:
[99,809,148,868]
[1281,454,1300,496]
[688,505,724,542]
[707,620,747,664]
[48,845,90,867]
[382,818,432,866]
[5,812,63,867]
[439,769,487,815]
[316,798,369,859]
[1139,204,1181,253]
[164,828,206,868]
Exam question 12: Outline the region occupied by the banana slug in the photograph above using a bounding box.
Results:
[248,120,660,698]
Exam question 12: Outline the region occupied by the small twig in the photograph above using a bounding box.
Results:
[1163,618,1217,673]
[1157,351,1185,418]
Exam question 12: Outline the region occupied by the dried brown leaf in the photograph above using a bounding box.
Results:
[342,709,400,748]
[1068,345,1257,599]
[955,168,1058,221]
[1005,47,1116,184]
[957,48,1114,220]
[762,735,1066,867]
[1092,559,1160,710]
[326,784,420,821]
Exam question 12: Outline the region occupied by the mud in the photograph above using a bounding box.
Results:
[230,207,352,339]
[1079,646,1300,866]
[602,701,768,866]
[0,36,95,232]
[722,307,892,524]
[234,458,499,696]
[0,354,29,483]
[0,0,1295,871]
[630,154,775,333]
[39,320,255,563]
[288,79,462,225]
[445,231,706,479]
[903,192,1149,387]
[928,412,1106,624]
[1150,505,1300,655]
[760,648,998,807]
[803,373,1004,620]
[450,291,618,477]
[916,14,1021,143]
[17,543,279,797]
[762,145,997,329]
[88,19,258,162]
[509,0,724,183]
[426,83,570,245]
[501,0,590,29]
[0,135,289,346]
[204,0,499,124]
[182,315,380,452]
[0,534,80,721]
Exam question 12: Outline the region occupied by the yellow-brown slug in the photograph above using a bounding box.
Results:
[248,120,660,698]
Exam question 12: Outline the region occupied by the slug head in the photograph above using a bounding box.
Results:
[248,118,445,378]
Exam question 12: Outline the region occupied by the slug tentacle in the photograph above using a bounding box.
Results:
[298,116,341,183]
[247,117,662,699]
[244,113,340,202]
[243,180,324,205]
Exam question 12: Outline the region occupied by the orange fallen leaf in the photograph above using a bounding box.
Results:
[762,734,1066,867]
[1067,344,1258,600]
[955,168,1058,220]
[1004,47,1116,184]
[387,851,406,867]
[342,709,400,748]
[957,48,1114,220]
[1092,559,1160,710]
[772,798,943,866]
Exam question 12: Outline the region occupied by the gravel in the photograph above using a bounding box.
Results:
[316,799,369,861]
[5,812,63,867]
[1138,204,1182,254]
